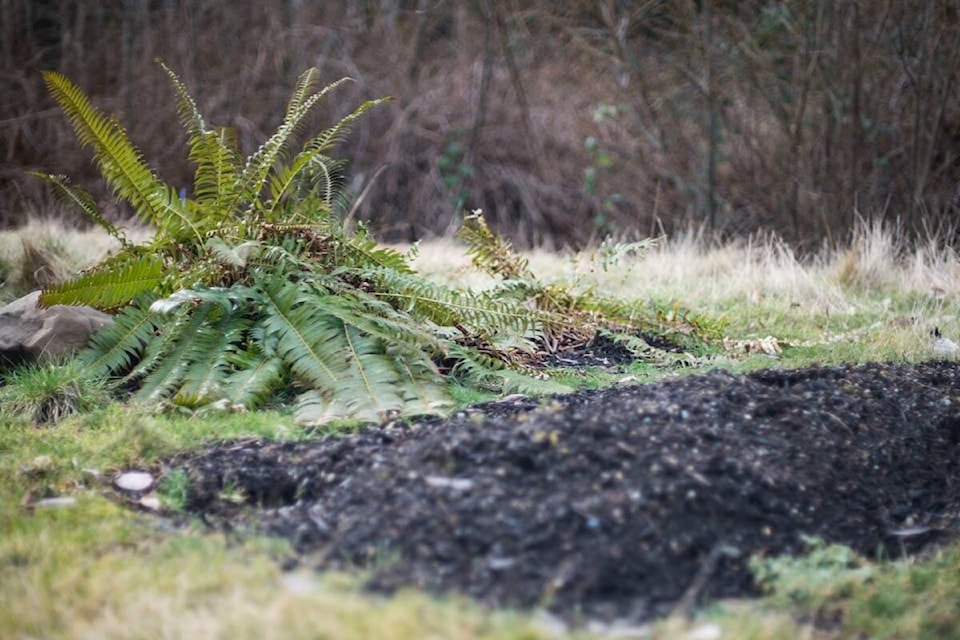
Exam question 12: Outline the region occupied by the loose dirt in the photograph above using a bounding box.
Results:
[169,360,960,624]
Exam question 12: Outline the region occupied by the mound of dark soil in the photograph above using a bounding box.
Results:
[170,361,960,623]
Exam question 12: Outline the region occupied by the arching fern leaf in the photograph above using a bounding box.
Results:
[222,349,285,409]
[41,255,165,311]
[42,70,199,240]
[78,294,161,377]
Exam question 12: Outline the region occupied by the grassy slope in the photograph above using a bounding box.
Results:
[2,221,960,639]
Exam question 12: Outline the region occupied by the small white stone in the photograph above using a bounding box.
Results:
[933,336,959,357]
[115,471,154,492]
[138,493,162,511]
[683,622,722,640]
[33,497,77,510]
[280,571,322,595]
[424,475,474,490]
[531,611,569,638]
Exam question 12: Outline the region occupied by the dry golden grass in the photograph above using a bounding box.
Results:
[409,221,960,310]
[0,220,152,299]
[407,219,960,365]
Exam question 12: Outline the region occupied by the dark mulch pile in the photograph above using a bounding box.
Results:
[169,361,960,623]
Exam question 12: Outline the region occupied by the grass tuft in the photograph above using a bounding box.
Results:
[0,360,112,424]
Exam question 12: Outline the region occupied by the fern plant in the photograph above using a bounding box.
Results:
[35,63,571,424]
[35,64,382,310]
[456,210,722,357]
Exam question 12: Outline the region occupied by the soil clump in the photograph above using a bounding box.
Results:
[169,361,960,623]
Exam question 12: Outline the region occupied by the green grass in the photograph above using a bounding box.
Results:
[0,498,561,639]
[3,219,960,638]
[748,537,960,640]
[0,405,575,640]
[0,359,112,424]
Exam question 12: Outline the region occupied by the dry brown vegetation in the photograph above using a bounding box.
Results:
[3,1,960,248]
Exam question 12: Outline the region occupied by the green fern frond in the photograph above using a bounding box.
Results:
[292,338,442,425]
[171,256,238,296]
[78,295,161,377]
[147,288,202,315]
[262,100,389,221]
[222,350,285,409]
[262,282,343,389]
[447,344,570,395]
[244,241,328,281]
[457,210,532,280]
[159,61,242,213]
[261,279,447,424]
[133,303,217,405]
[362,244,416,272]
[494,367,572,395]
[293,389,352,427]
[369,268,541,334]
[174,311,253,405]
[283,67,321,126]
[393,358,453,415]
[190,128,243,211]
[333,233,415,272]
[594,326,652,358]
[260,96,388,222]
[228,76,353,213]
[338,324,405,417]
[300,98,391,156]
[31,173,130,248]
[204,237,258,270]
[155,285,261,319]
[303,154,345,207]
[265,153,342,219]
[160,60,205,139]
[367,270,461,326]
[313,285,443,355]
[40,254,165,310]
[41,71,200,241]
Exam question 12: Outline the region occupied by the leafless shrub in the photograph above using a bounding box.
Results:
[2,1,959,249]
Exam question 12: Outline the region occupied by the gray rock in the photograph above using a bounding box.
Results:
[0,291,113,367]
